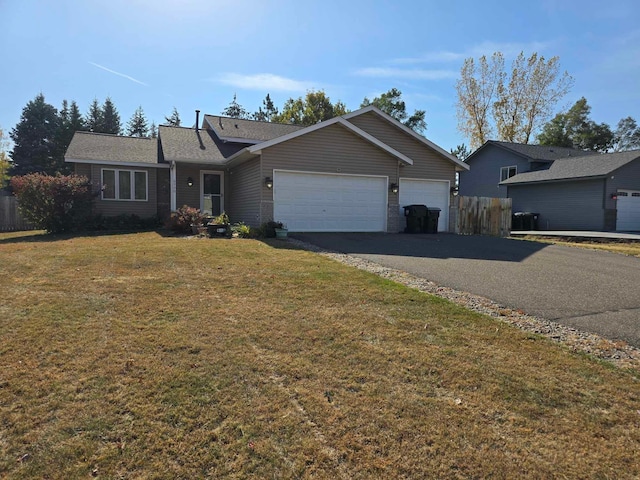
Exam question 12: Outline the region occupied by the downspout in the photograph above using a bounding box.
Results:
[170,161,177,211]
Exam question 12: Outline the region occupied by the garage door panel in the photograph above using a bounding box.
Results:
[617,190,640,231]
[274,171,387,232]
[399,178,449,232]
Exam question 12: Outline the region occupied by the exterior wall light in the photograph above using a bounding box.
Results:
[389,182,399,194]
[611,193,618,200]
[265,177,273,189]
[187,177,194,187]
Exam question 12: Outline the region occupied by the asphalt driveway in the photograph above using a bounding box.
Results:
[293,233,640,348]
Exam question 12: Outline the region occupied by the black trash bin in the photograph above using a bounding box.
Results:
[425,208,441,233]
[512,212,525,231]
[403,204,427,233]
[519,212,540,230]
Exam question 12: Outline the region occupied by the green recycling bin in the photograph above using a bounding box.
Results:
[425,208,441,233]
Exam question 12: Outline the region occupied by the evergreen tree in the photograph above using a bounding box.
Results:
[150,121,157,138]
[253,93,279,122]
[537,97,614,152]
[101,97,122,134]
[86,98,103,133]
[126,106,149,137]
[164,107,181,126]
[54,100,86,174]
[10,93,61,175]
[221,94,250,119]
[450,144,472,161]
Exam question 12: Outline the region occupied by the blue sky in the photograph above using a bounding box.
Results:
[1,0,638,151]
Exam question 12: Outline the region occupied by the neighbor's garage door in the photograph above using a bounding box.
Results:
[617,190,640,231]
[399,178,450,232]
[273,170,387,232]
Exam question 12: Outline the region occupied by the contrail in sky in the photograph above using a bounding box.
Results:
[89,62,148,86]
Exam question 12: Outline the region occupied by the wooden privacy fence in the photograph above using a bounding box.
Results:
[450,195,512,237]
[0,195,35,231]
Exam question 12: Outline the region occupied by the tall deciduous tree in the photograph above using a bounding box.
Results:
[101,97,121,134]
[361,88,427,133]
[164,107,181,126]
[272,90,348,126]
[221,94,250,119]
[456,52,573,148]
[537,97,614,152]
[613,117,640,152]
[253,94,279,122]
[126,106,149,137]
[10,94,61,175]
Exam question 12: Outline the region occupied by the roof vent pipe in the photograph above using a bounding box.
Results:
[195,110,200,131]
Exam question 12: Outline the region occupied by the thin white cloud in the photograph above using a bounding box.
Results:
[89,62,148,86]
[353,67,457,80]
[393,40,553,64]
[216,73,314,92]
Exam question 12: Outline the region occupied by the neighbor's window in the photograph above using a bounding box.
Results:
[500,166,517,181]
[101,169,148,201]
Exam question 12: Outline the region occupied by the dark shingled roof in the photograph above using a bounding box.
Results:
[487,141,600,162]
[501,150,640,185]
[204,115,304,142]
[159,125,247,164]
[65,131,158,164]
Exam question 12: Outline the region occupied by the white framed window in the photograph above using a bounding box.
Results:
[101,169,148,201]
[500,165,517,182]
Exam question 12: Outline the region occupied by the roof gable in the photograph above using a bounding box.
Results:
[159,125,246,164]
[343,106,469,170]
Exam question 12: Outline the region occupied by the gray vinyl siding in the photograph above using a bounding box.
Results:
[175,163,228,213]
[459,146,531,198]
[349,112,455,184]
[156,169,170,219]
[508,179,606,230]
[606,158,640,210]
[260,123,399,227]
[85,164,158,218]
[228,157,261,226]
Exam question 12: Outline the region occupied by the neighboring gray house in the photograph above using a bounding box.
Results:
[501,150,640,231]
[459,141,598,198]
[65,106,469,232]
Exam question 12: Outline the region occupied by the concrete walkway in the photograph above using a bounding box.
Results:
[510,230,640,240]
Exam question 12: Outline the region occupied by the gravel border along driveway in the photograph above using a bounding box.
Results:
[289,238,640,371]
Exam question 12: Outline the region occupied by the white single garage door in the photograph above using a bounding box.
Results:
[398,178,450,232]
[617,190,640,231]
[273,170,388,232]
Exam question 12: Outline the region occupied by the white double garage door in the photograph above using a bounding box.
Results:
[617,189,640,231]
[273,170,449,232]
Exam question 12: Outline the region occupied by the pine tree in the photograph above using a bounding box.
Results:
[164,107,181,126]
[150,121,157,138]
[221,94,250,119]
[86,98,103,133]
[126,106,149,137]
[55,99,86,174]
[253,93,279,122]
[101,97,121,134]
[10,94,61,175]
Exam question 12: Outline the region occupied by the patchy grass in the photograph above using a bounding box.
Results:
[519,235,640,258]
[1,231,639,479]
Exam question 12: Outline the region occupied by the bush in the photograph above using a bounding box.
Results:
[231,222,252,238]
[211,212,230,225]
[10,173,95,233]
[255,220,283,238]
[165,205,205,233]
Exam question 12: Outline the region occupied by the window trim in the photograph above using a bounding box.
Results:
[101,168,148,202]
[500,165,517,182]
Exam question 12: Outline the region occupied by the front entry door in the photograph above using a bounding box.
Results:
[201,171,223,216]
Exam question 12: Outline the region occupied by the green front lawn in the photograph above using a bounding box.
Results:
[1,231,639,478]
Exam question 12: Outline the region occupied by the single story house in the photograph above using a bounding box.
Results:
[501,150,640,231]
[65,106,469,232]
[458,140,599,198]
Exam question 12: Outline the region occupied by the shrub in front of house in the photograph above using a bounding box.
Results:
[10,173,95,233]
[165,205,206,233]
